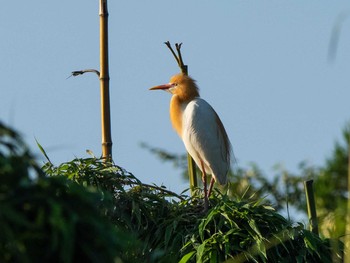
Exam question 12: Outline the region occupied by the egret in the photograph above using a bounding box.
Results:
[150,73,232,209]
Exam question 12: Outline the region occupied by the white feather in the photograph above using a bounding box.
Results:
[181,98,230,185]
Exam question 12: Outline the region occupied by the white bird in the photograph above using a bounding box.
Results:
[150,73,232,209]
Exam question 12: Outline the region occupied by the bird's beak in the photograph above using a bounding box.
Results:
[149,83,173,91]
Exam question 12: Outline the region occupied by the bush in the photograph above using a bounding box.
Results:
[0,122,137,263]
[0,122,344,262]
[42,156,344,263]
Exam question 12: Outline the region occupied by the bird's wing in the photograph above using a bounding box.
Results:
[182,98,231,185]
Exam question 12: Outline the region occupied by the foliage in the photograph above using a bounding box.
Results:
[143,122,350,238]
[313,123,349,238]
[0,122,137,263]
[42,155,194,262]
[180,194,340,263]
[42,156,342,262]
[0,121,345,262]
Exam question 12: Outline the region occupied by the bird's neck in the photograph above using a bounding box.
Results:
[170,95,188,137]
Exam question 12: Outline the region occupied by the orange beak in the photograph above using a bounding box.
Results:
[149,83,174,91]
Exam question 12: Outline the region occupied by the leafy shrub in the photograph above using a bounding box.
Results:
[0,122,137,263]
[0,121,344,262]
[42,156,343,263]
[43,156,192,262]
[180,195,340,262]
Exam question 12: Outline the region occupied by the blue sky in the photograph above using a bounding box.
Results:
[1,1,350,195]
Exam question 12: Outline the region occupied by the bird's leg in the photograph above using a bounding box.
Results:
[207,177,215,198]
[200,160,209,211]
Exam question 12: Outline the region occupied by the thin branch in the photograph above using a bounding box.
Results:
[175,43,184,67]
[141,183,186,201]
[164,41,187,75]
[164,41,180,66]
[68,69,100,79]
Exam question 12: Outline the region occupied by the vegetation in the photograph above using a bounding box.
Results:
[0,122,137,262]
[0,121,346,262]
[143,122,350,239]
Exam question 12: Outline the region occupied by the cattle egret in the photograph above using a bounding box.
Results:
[150,73,232,209]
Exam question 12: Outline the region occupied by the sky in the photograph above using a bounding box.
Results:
[1,1,350,196]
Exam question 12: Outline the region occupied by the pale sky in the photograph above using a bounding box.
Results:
[1,1,350,195]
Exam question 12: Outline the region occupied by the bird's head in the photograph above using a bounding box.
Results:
[150,73,200,101]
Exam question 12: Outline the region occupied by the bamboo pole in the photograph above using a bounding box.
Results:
[99,0,112,160]
[303,180,319,235]
[164,42,198,195]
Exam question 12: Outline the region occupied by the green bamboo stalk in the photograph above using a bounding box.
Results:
[303,180,319,236]
[99,0,112,160]
[187,154,198,195]
[164,42,198,195]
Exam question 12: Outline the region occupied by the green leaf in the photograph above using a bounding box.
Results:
[35,138,51,164]
[164,225,173,248]
[178,251,195,263]
[196,242,206,263]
